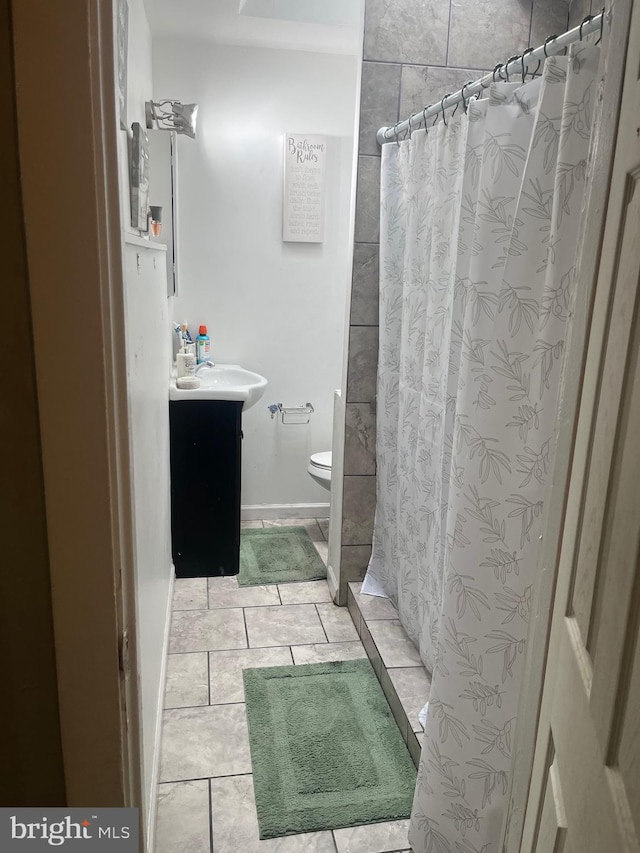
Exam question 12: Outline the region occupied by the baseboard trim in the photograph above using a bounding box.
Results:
[145,564,175,852]
[241,503,330,520]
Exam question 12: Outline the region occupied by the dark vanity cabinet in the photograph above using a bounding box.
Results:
[170,400,243,578]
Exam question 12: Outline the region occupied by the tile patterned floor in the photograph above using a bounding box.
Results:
[155,519,415,853]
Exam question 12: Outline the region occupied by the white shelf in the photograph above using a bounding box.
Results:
[123,232,167,252]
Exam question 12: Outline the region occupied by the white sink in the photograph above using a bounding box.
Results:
[169,363,268,410]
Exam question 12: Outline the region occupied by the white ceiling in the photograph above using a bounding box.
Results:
[145,0,364,55]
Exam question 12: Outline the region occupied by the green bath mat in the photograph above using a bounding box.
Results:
[239,526,327,587]
[243,659,417,839]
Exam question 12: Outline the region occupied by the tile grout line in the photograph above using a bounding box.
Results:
[173,598,281,613]
[361,56,486,71]
[241,607,250,649]
[207,778,214,853]
[161,771,255,786]
[168,637,347,656]
[528,0,534,48]
[331,828,339,852]
[206,652,211,705]
[166,700,246,712]
[249,600,331,609]
[420,55,494,76]
[314,603,331,644]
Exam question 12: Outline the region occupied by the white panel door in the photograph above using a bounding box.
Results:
[519,2,640,850]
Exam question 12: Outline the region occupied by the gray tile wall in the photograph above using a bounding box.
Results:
[338,0,570,603]
[568,0,597,28]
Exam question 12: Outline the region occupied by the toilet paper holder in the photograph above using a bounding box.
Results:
[268,402,315,424]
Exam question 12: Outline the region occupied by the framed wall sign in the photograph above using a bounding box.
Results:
[282,133,327,243]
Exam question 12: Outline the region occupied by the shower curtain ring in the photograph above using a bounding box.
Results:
[504,55,519,82]
[543,34,557,57]
[422,104,431,133]
[492,63,502,82]
[596,7,605,44]
[393,121,401,145]
[461,80,474,112]
[441,94,451,125]
[521,48,534,82]
[579,14,593,41]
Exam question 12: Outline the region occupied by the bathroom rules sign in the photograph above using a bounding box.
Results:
[283,133,327,243]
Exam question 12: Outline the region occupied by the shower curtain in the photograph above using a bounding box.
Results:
[365,43,600,853]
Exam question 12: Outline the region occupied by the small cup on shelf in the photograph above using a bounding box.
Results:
[149,205,163,237]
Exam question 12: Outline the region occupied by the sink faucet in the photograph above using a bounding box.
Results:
[195,360,216,375]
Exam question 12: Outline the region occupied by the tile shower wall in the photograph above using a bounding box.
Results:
[338,0,570,603]
[568,0,599,28]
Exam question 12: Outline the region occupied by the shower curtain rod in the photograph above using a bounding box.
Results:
[377,10,605,144]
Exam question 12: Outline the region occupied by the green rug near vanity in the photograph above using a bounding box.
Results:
[238,526,326,587]
[243,659,417,839]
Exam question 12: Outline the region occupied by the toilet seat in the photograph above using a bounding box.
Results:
[308,451,332,490]
[310,451,332,471]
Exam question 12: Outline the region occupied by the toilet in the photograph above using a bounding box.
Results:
[308,451,332,490]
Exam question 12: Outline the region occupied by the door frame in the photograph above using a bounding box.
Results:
[501,1,633,849]
[11,0,141,815]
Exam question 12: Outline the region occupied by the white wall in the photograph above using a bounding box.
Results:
[115,0,173,845]
[153,40,359,510]
[122,241,172,846]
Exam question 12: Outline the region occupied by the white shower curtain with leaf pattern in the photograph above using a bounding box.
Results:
[364,44,599,853]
